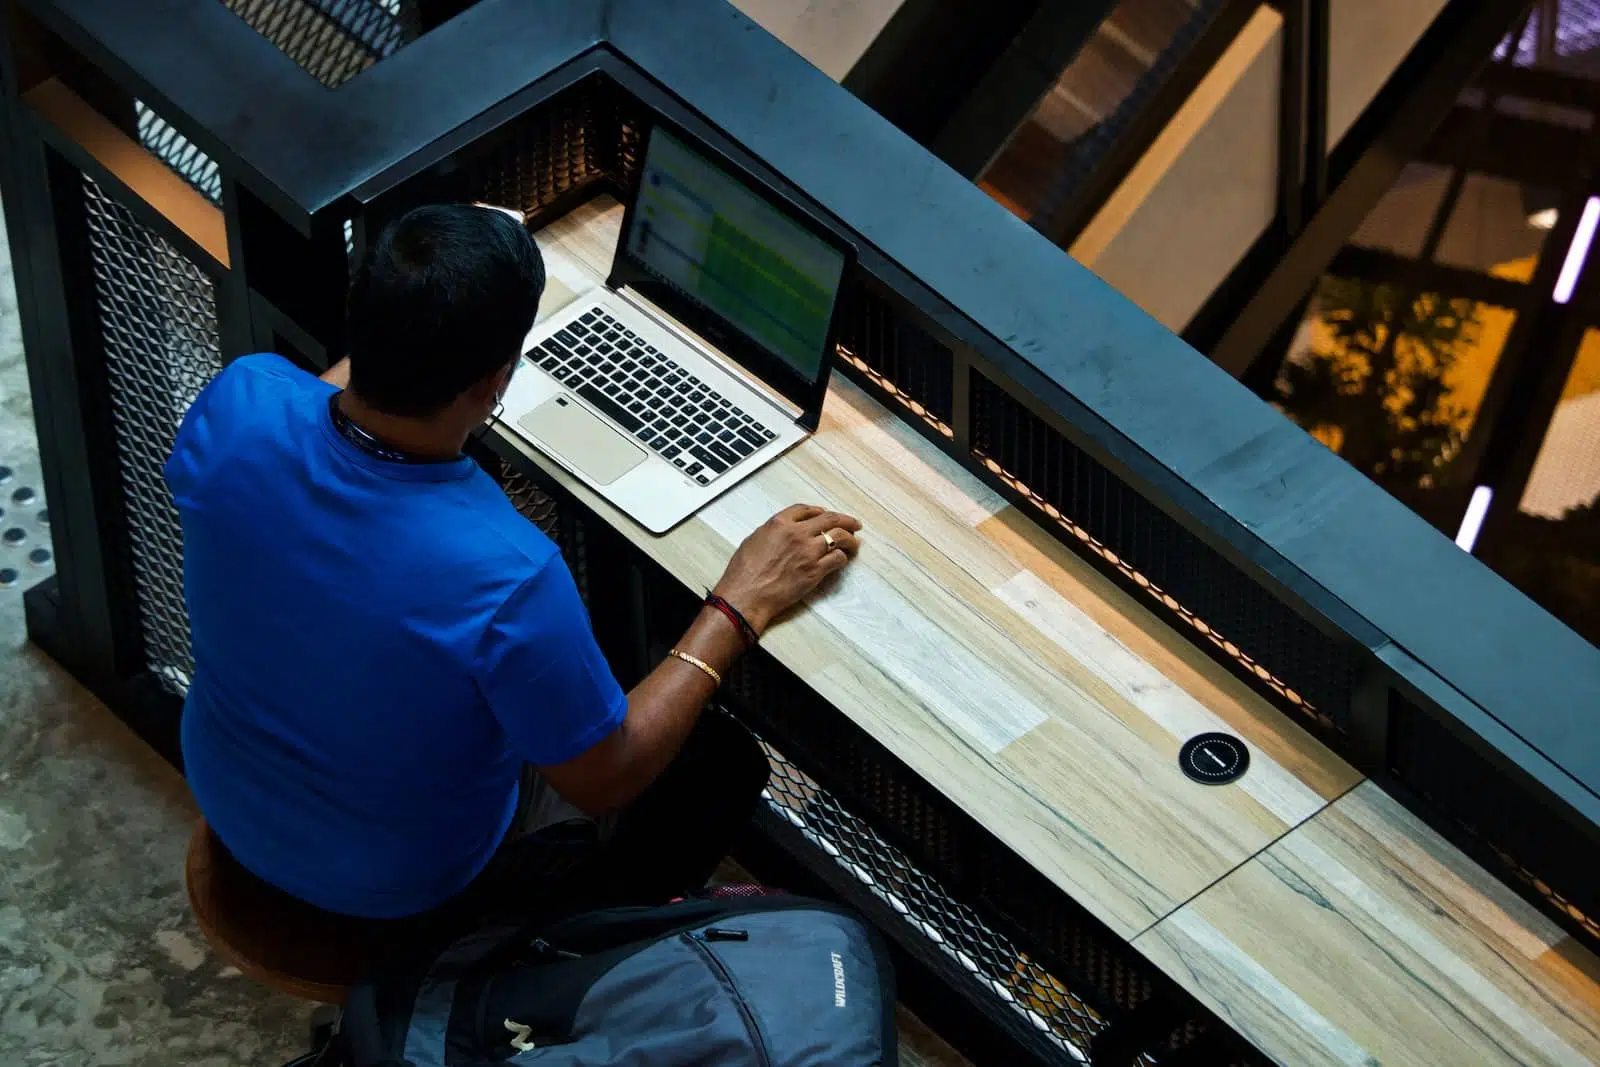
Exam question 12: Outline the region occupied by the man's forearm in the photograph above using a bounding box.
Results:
[608,607,747,803]
[543,606,747,814]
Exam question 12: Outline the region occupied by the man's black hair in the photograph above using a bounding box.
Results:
[346,204,545,418]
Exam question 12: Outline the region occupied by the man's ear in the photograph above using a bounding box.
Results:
[489,355,515,399]
[469,359,517,407]
[490,359,516,400]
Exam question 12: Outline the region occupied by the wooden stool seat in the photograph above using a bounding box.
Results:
[185,820,370,1003]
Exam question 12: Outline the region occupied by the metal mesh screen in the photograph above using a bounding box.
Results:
[1389,696,1600,952]
[1132,1020,1269,1067]
[758,741,1104,1060]
[220,0,412,89]
[490,459,562,539]
[712,643,1163,1038]
[835,286,956,438]
[136,103,222,205]
[1031,0,1234,238]
[462,78,644,224]
[83,176,224,694]
[969,370,1357,730]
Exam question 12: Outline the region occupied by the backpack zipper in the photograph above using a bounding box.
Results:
[682,932,772,1067]
[531,938,583,960]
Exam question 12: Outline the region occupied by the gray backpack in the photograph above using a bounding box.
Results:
[337,890,897,1065]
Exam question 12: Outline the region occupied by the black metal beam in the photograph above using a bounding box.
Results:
[1189,0,1534,373]
[927,0,1118,179]
[1328,245,1528,309]
[1476,59,1600,112]
[1278,0,1331,235]
[1305,0,1329,208]
[1278,0,1309,234]
[1448,175,1599,490]
[1419,104,1590,189]
[840,0,1043,152]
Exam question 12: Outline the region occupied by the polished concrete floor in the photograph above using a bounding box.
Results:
[0,209,967,1065]
[0,211,313,1066]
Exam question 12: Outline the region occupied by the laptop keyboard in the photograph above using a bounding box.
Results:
[527,307,778,485]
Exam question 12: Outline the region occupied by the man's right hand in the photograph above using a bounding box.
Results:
[712,505,862,635]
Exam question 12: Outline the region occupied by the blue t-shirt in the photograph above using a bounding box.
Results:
[165,355,627,919]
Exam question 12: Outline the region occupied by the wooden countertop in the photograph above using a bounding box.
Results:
[507,197,1600,1064]
[509,197,1358,941]
[1137,782,1600,1066]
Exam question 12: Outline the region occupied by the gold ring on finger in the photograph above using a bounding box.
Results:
[822,531,837,552]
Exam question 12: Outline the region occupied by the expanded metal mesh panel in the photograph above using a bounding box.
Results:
[613,94,648,188]
[835,287,955,438]
[463,79,645,223]
[83,176,224,693]
[220,0,412,88]
[969,372,1357,729]
[487,457,561,538]
[136,103,222,205]
[716,646,1161,1036]
[758,741,1103,1060]
[1389,696,1600,952]
[1032,0,1232,238]
[1132,1021,1269,1067]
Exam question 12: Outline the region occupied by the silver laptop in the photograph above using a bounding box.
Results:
[500,125,854,534]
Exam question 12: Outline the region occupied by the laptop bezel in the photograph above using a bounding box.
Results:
[608,119,855,432]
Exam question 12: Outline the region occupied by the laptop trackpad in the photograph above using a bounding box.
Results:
[519,395,647,486]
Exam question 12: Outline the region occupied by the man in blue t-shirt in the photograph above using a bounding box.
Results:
[166,204,861,931]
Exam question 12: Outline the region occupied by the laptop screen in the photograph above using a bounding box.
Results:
[620,127,848,391]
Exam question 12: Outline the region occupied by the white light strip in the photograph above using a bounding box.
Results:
[1455,485,1494,553]
[1553,197,1600,304]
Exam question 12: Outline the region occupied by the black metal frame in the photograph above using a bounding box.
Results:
[1198,1,1600,659]
[1186,0,1534,370]
[1275,0,1330,239]
[4,0,1599,1060]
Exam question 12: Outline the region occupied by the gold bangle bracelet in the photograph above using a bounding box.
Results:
[667,648,722,687]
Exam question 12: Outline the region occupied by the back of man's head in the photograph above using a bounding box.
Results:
[346,204,545,418]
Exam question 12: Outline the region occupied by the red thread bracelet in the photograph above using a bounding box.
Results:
[705,593,759,646]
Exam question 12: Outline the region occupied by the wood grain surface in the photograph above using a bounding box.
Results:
[1136,782,1600,1066]
[510,197,1359,939]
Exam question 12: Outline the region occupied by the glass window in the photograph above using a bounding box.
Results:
[980,0,1199,222]
[1434,175,1558,277]
[1520,328,1600,518]
[1496,0,1600,77]
[1480,329,1600,648]
[1273,278,1514,494]
[1349,164,1451,260]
